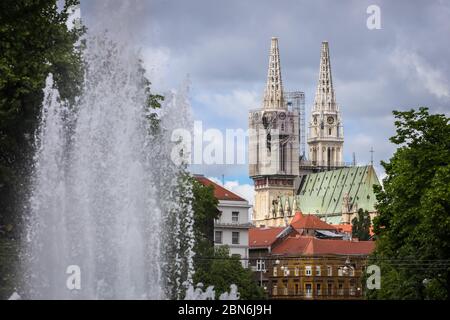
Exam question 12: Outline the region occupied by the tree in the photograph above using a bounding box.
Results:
[190,179,265,300]
[351,208,371,241]
[369,108,450,300]
[0,0,85,299]
[0,0,85,234]
[190,177,220,280]
[193,246,265,300]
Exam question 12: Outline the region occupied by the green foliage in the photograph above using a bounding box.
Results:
[161,171,195,300]
[190,177,220,248]
[369,108,450,300]
[0,0,85,230]
[137,59,163,132]
[190,178,264,299]
[0,0,85,299]
[193,246,265,300]
[351,208,371,241]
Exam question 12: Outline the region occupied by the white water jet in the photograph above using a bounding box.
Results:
[22,27,195,299]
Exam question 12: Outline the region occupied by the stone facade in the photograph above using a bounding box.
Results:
[248,37,299,227]
[249,38,380,228]
[308,41,344,168]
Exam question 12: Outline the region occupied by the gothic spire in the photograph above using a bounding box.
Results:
[313,41,336,111]
[263,37,284,109]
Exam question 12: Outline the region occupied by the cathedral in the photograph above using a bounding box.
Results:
[248,38,380,227]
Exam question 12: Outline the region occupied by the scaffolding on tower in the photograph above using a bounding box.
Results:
[284,91,306,159]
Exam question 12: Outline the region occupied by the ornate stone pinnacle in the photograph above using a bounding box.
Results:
[263,37,285,109]
[314,41,336,111]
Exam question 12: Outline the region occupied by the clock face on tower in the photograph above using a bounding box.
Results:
[327,116,334,124]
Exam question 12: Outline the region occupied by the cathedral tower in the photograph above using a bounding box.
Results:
[308,41,344,169]
[248,37,299,227]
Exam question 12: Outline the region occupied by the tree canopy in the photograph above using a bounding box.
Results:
[369,107,450,299]
[0,0,85,233]
[351,208,371,241]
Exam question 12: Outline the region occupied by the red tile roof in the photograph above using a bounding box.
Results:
[333,224,375,237]
[249,227,285,248]
[334,224,352,234]
[271,236,375,256]
[194,175,246,201]
[290,212,337,231]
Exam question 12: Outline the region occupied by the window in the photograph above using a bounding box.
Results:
[232,211,239,223]
[232,232,240,244]
[273,285,278,296]
[214,231,222,244]
[327,266,333,276]
[338,283,344,296]
[305,266,312,276]
[316,266,321,276]
[316,283,322,296]
[273,267,278,276]
[294,267,299,276]
[327,283,333,296]
[338,267,343,277]
[329,128,332,135]
[283,267,289,277]
[256,259,266,272]
[305,284,312,298]
[294,283,300,295]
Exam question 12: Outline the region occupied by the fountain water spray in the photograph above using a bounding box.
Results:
[22,20,194,300]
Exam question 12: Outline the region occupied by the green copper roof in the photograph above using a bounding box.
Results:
[275,166,380,220]
[297,165,380,215]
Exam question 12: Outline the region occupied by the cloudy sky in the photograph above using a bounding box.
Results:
[81,0,450,204]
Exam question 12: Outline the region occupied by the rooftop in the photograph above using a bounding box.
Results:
[194,175,246,202]
[290,211,337,230]
[249,227,285,248]
[271,236,375,256]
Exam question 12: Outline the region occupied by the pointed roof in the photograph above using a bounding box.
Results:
[290,211,337,231]
[249,227,285,248]
[262,37,284,109]
[194,176,246,202]
[313,41,336,111]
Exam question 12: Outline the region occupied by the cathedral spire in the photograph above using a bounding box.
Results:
[263,37,284,109]
[314,41,336,111]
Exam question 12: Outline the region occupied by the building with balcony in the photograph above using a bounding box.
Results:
[195,175,252,267]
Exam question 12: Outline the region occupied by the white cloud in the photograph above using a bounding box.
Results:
[207,177,254,205]
[141,46,172,92]
[390,48,450,99]
[195,89,260,121]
